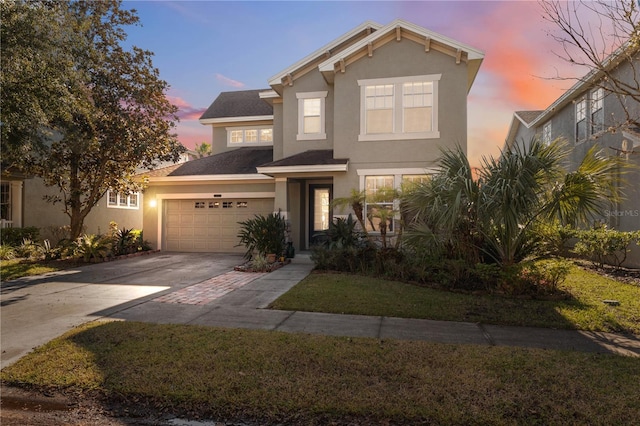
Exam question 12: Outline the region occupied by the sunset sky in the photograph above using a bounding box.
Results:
[121,0,593,166]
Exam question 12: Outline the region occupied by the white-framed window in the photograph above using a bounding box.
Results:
[107,190,139,209]
[357,169,433,234]
[297,91,327,140]
[542,122,552,145]
[576,98,587,142]
[358,74,440,141]
[0,182,11,221]
[226,125,274,146]
[364,175,395,233]
[591,87,604,134]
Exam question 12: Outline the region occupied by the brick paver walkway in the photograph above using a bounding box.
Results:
[154,271,267,305]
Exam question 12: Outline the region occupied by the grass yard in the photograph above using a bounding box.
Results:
[270,266,640,334]
[0,258,83,282]
[2,320,639,425]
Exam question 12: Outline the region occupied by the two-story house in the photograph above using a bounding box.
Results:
[142,19,484,253]
[505,43,640,267]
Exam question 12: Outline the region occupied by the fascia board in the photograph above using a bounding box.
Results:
[267,20,382,86]
[259,90,280,99]
[148,174,274,183]
[256,164,348,175]
[199,115,274,125]
[318,18,485,73]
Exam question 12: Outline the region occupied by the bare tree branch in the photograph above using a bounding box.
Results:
[540,0,640,127]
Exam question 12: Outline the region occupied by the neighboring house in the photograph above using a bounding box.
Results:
[505,45,640,267]
[0,153,194,243]
[142,19,484,253]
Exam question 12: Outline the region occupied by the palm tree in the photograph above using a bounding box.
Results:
[404,139,628,266]
[331,189,368,237]
[194,142,212,158]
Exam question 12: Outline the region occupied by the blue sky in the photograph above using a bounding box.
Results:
[122,0,592,165]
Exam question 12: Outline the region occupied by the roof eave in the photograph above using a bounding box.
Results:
[317,19,485,90]
[199,115,274,125]
[148,174,274,183]
[256,163,349,175]
[267,20,383,88]
[529,43,639,128]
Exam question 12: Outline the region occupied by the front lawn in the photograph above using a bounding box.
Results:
[2,321,639,425]
[0,258,83,282]
[270,266,640,334]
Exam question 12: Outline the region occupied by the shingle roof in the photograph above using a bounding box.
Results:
[515,110,544,125]
[168,147,273,176]
[141,163,183,178]
[258,150,348,168]
[199,89,273,120]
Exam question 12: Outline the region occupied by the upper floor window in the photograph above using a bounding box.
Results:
[297,91,327,140]
[226,126,273,147]
[542,122,552,145]
[591,87,604,134]
[358,74,440,141]
[108,190,139,209]
[575,98,587,142]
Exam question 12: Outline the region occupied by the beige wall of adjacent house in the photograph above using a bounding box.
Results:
[22,178,143,242]
[142,181,275,250]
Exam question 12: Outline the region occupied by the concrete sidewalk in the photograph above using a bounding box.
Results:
[106,254,640,358]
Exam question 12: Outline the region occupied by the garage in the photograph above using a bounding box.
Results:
[164,198,274,252]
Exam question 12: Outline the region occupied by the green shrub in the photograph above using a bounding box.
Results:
[315,214,368,250]
[498,259,572,296]
[0,227,39,247]
[573,225,638,269]
[533,221,576,256]
[0,244,16,260]
[75,234,112,262]
[14,238,41,259]
[237,212,287,259]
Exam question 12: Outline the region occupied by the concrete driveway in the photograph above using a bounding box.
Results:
[1,252,243,369]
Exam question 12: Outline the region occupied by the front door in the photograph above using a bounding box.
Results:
[309,184,332,246]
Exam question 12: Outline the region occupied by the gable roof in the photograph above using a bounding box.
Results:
[199,89,273,124]
[515,110,544,125]
[268,21,383,94]
[318,19,485,92]
[504,110,545,149]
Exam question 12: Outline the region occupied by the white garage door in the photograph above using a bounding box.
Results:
[164,198,274,253]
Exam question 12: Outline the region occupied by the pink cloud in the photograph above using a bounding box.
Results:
[167,95,207,121]
[215,73,245,88]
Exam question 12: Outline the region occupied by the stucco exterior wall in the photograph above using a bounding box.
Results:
[23,178,143,241]
[279,71,334,160]
[329,38,469,201]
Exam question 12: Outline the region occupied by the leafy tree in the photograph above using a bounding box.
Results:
[1,0,184,239]
[403,139,628,267]
[194,142,212,158]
